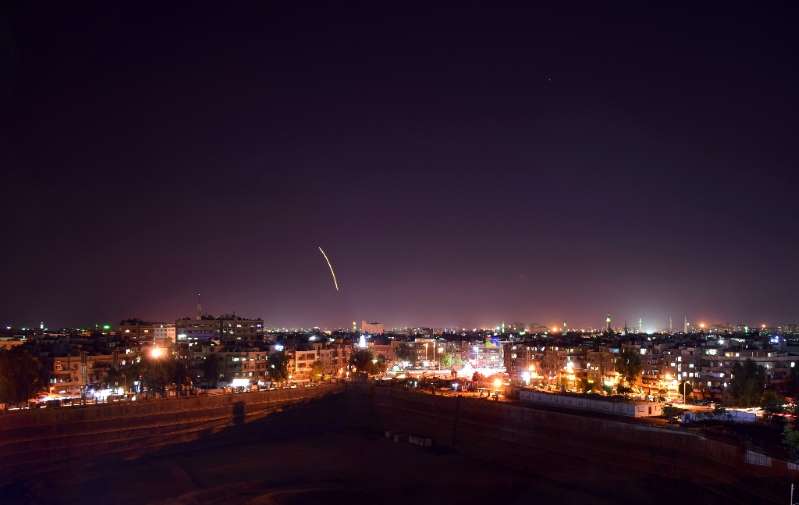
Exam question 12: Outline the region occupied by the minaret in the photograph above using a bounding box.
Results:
[196,292,203,320]
[683,315,689,333]
[605,314,612,332]
[638,318,643,333]
[669,315,673,333]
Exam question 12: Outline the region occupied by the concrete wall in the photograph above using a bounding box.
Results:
[518,389,663,417]
[364,386,795,504]
[0,385,342,484]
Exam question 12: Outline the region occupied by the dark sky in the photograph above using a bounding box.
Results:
[2,4,798,329]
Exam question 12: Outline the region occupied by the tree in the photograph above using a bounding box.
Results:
[267,352,289,382]
[141,360,174,398]
[349,349,381,375]
[172,360,190,396]
[616,350,642,386]
[394,343,416,365]
[310,360,324,381]
[202,354,222,387]
[784,423,799,460]
[0,348,47,406]
[440,352,461,369]
[121,362,142,391]
[375,354,388,374]
[761,390,785,415]
[788,366,799,398]
[104,366,125,389]
[729,359,765,407]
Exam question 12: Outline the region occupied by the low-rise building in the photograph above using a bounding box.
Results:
[50,353,119,396]
[289,344,351,379]
[699,349,797,397]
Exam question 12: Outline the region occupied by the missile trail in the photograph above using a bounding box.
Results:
[318,246,339,292]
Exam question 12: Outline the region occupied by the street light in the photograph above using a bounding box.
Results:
[149,347,165,359]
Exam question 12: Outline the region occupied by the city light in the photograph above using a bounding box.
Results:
[230,378,250,388]
[149,347,165,359]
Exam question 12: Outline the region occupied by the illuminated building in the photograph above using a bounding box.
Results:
[360,321,385,335]
[503,343,539,383]
[698,350,797,397]
[289,343,352,379]
[217,314,265,342]
[118,319,156,342]
[49,352,121,396]
[153,323,176,345]
[0,338,24,351]
[176,317,220,342]
[176,314,264,343]
[118,320,176,345]
[220,350,270,383]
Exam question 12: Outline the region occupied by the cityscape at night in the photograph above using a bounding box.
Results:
[2,3,798,505]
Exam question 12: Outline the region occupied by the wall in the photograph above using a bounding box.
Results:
[518,389,664,417]
[364,386,795,504]
[0,384,342,484]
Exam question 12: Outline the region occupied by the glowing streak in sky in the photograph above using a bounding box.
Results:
[318,247,339,291]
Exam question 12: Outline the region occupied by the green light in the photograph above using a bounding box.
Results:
[102,324,111,330]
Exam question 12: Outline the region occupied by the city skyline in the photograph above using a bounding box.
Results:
[1,309,790,334]
[3,5,799,502]
[4,5,798,329]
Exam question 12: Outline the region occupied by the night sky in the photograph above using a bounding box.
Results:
[3,5,798,329]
